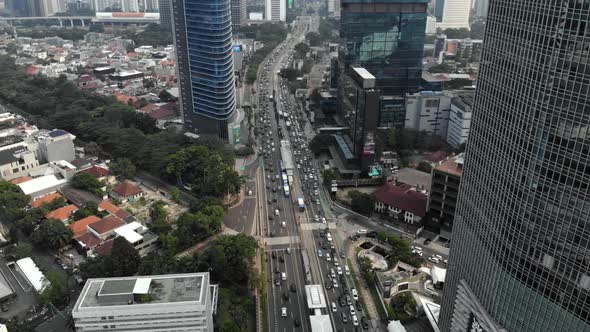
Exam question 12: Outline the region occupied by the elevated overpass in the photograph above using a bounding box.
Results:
[0,12,159,27]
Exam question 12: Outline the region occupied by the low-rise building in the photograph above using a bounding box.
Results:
[0,145,40,181]
[404,91,452,137]
[72,273,218,331]
[373,183,428,224]
[17,174,68,199]
[113,221,158,257]
[46,204,79,222]
[111,181,145,203]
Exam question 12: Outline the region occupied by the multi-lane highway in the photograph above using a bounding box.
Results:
[254,16,374,331]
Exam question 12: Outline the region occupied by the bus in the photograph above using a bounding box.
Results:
[297,197,305,211]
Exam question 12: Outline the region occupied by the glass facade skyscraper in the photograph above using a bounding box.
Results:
[440,1,590,332]
[172,0,236,140]
[339,0,428,96]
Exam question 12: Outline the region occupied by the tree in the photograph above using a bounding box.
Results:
[204,234,258,288]
[165,186,179,203]
[72,202,98,221]
[416,161,432,173]
[278,68,300,82]
[321,169,340,187]
[294,42,310,58]
[31,219,73,250]
[0,181,30,223]
[71,172,105,196]
[443,27,470,39]
[309,88,321,105]
[348,190,375,215]
[88,24,104,33]
[39,271,69,307]
[109,158,137,180]
[83,141,105,157]
[6,243,32,260]
[5,42,17,55]
[79,237,141,278]
[305,32,321,46]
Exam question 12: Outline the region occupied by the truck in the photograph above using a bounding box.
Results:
[297,197,305,211]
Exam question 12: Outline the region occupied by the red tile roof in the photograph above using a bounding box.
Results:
[32,193,63,208]
[69,215,101,237]
[140,103,159,113]
[81,166,110,178]
[424,151,449,163]
[88,215,125,235]
[46,204,79,221]
[148,107,175,120]
[75,232,101,248]
[10,176,32,185]
[98,199,119,214]
[114,208,130,219]
[112,181,142,197]
[25,66,40,75]
[95,239,114,256]
[372,183,427,217]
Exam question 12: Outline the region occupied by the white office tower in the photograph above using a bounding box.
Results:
[434,0,471,29]
[42,0,67,16]
[72,273,218,331]
[93,0,139,12]
[266,0,285,21]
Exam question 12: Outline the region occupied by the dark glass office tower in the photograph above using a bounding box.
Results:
[158,0,172,30]
[440,1,590,332]
[172,0,236,140]
[339,0,428,95]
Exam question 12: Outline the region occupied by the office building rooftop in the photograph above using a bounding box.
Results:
[75,273,208,310]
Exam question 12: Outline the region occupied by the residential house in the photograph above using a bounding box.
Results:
[80,165,113,184]
[112,221,158,256]
[31,192,64,208]
[46,204,79,222]
[110,181,145,203]
[69,215,101,237]
[87,215,126,241]
[373,183,428,224]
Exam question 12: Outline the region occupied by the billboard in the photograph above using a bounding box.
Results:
[233,45,242,53]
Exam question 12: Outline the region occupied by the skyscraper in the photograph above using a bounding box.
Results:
[231,0,247,29]
[339,0,428,95]
[440,1,590,332]
[434,0,470,29]
[266,0,285,21]
[158,0,171,29]
[172,0,236,140]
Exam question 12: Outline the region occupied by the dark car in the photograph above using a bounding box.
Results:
[319,231,325,238]
[325,280,332,289]
[367,231,377,238]
[339,296,347,307]
[340,275,347,285]
[424,238,432,245]
[271,251,277,259]
[290,283,297,292]
[279,256,285,263]
[293,318,301,327]
[275,278,280,286]
[361,316,369,329]
[340,312,348,323]
[356,301,363,311]
[274,267,280,273]
[283,292,289,301]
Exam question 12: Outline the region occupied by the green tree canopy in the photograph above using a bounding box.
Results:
[31,218,73,250]
[109,157,137,180]
[39,271,69,307]
[348,190,375,215]
[305,32,321,46]
[79,237,141,278]
[71,172,105,196]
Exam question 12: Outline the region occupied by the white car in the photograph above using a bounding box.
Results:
[357,229,367,234]
[334,258,339,266]
[326,233,333,242]
[349,305,356,316]
[337,267,343,275]
[352,314,359,326]
[330,269,336,278]
[281,307,287,317]
[333,278,339,288]
[321,217,327,224]
[345,265,350,275]
[351,288,358,301]
[281,272,287,281]
[281,221,286,228]
[331,302,337,312]
[326,253,331,261]
[429,256,440,264]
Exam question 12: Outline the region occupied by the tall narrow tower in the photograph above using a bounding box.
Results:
[172,0,236,140]
[440,1,590,332]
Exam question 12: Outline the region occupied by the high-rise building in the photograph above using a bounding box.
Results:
[266,0,285,21]
[72,273,218,331]
[231,0,247,29]
[440,1,590,332]
[474,0,488,18]
[339,0,427,96]
[172,0,237,140]
[158,0,171,29]
[434,0,470,29]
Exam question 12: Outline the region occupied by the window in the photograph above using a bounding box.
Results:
[425,99,440,107]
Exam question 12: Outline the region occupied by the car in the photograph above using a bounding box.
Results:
[346,295,353,305]
[330,269,336,278]
[326,253,331,261]
[333,278,339,288]
[345,265,350,275]
[274,267,280,273]
[334,258,339,266]
[283,292,289,301]
[349,305,356,315]
[356,301,363,311]
[293,318,301,327]
[290,283,297,292]
[325,280,332,289]
[279,256,285,263]
[339,296,347,307]
[281,307,287,317]
[271,251,277,259]
[361,316,369,329]
[352,288,358,300]
[274,209,280,216]
[275,278,280,286]
[317,249,323,257]
[428,256,440,264]
[331,302,337,312]
[337,267,343,275]
[340,312,348,323]
[286,247,291,254]
[321,217,327,224]
[357,229,367,235]
[281,221,286,228]
[340,251,346,259]
[352,314,359,326]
